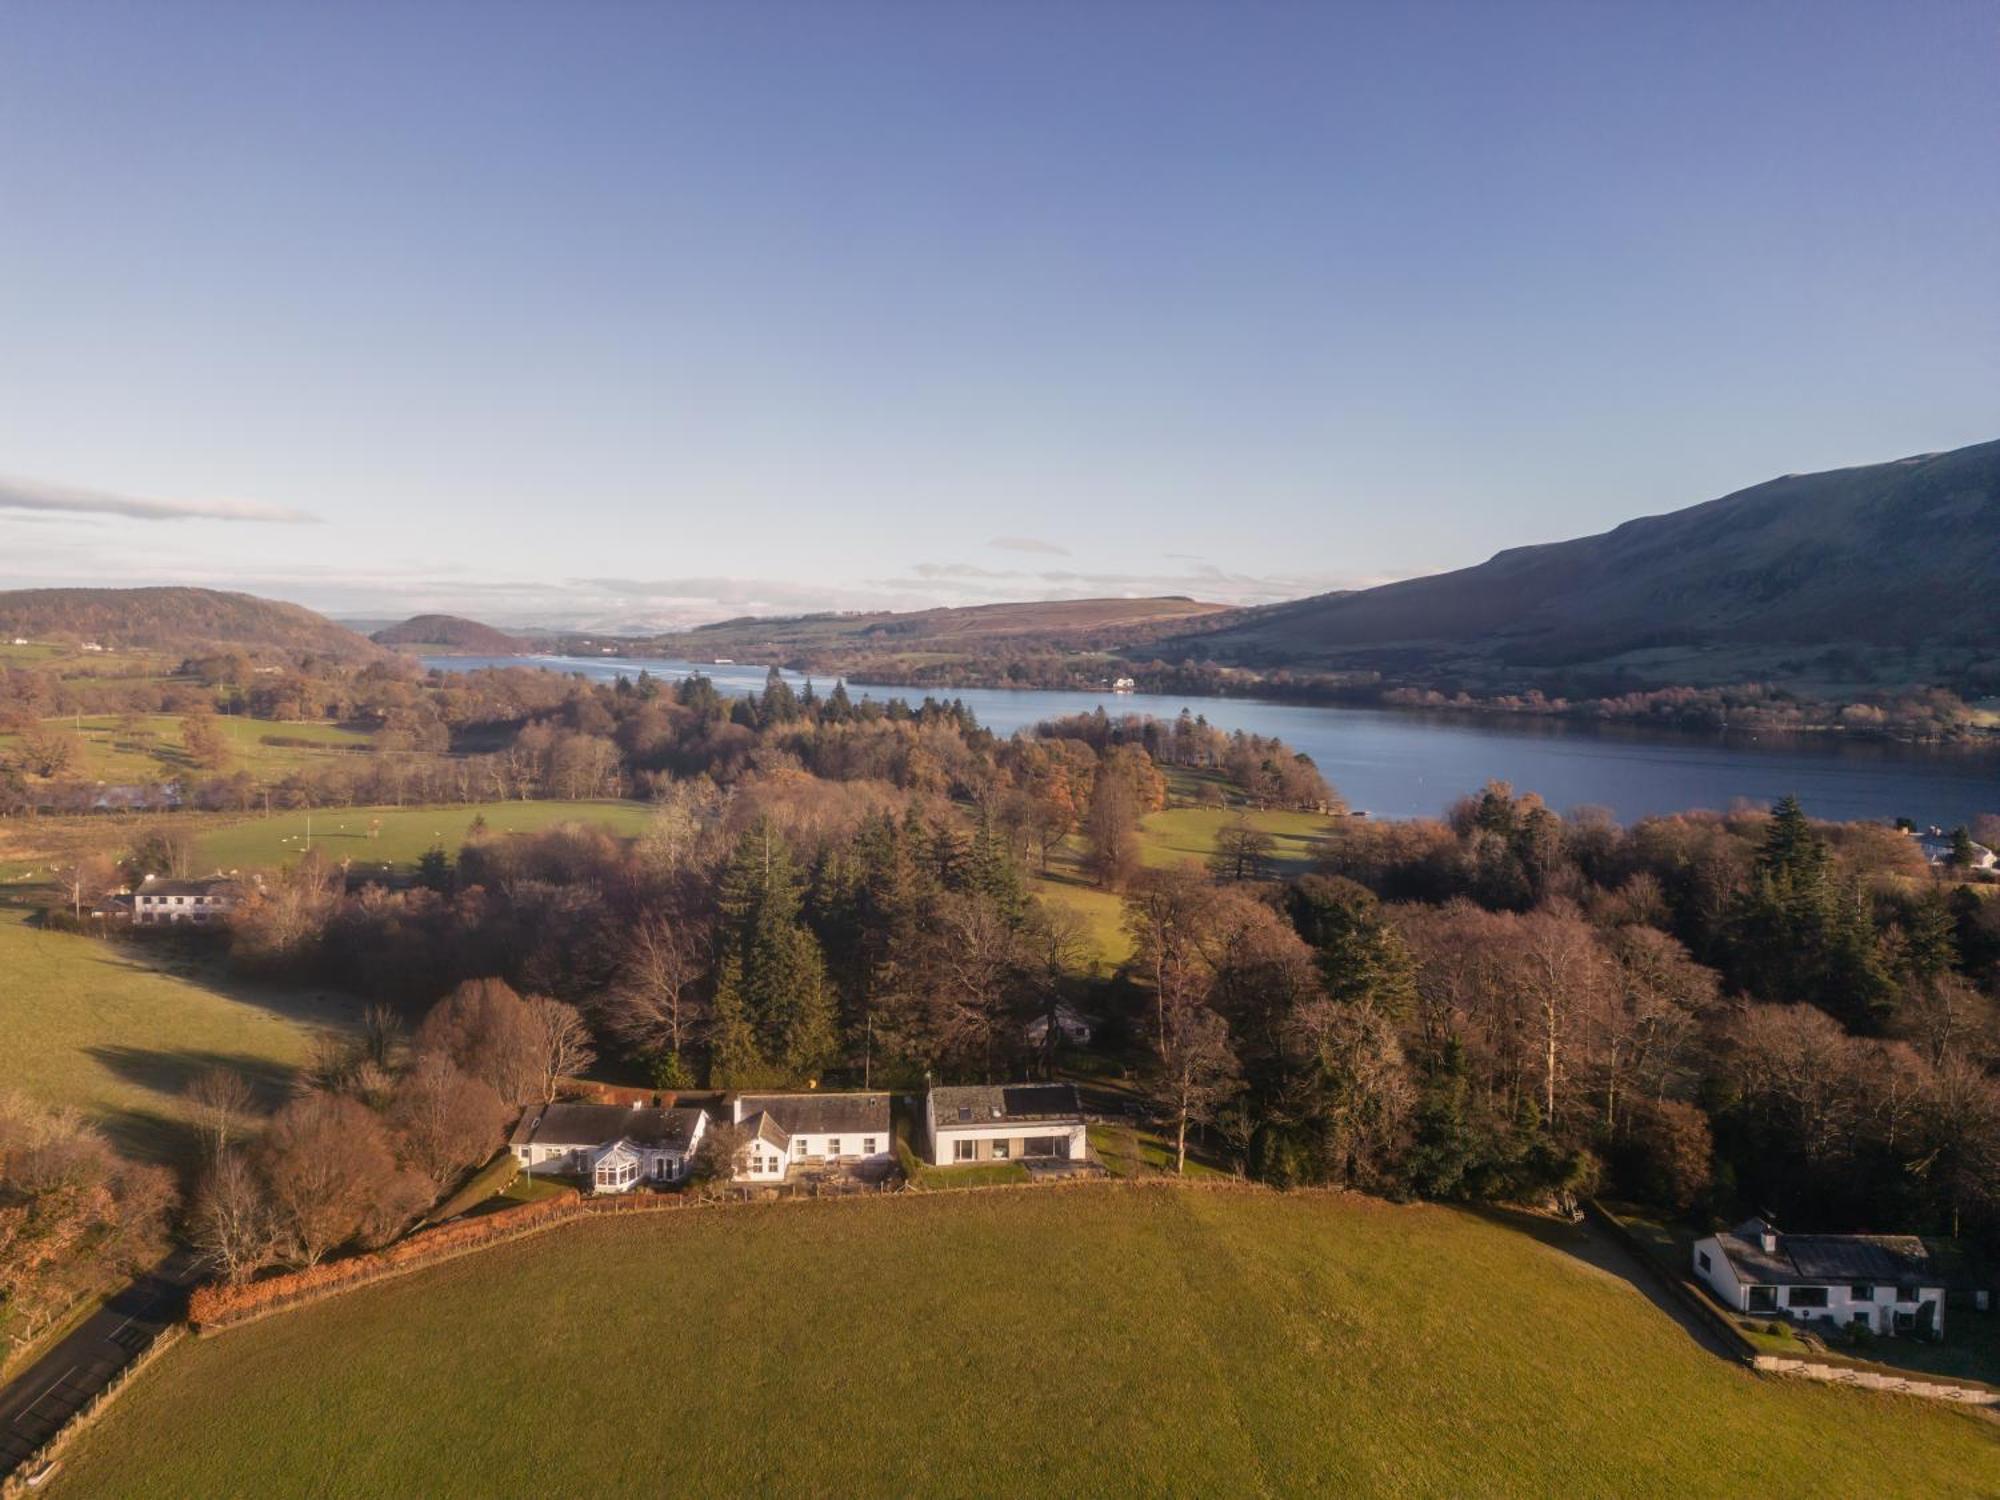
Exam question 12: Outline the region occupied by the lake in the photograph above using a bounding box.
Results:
[425,655,2000,827]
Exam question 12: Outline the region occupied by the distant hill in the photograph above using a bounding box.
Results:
[642,596,1238,659]
[372,613,524,654]
[1174,438,2000,694]
[0,587,382,663]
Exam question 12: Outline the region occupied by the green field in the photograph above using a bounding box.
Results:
[191,799,659,875]
[1031,796,1343,969]
[51,1187,2000,1497]
[0,713,377,782]
[0,907,351,1164]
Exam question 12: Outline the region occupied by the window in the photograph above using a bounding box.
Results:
[957,1106,972,1123]
[991,1140,1010,1160]
[1788,1286,1829,1310]
[1697,1251,1711,1273]
[1850,1285,1874,1302]
[862,1137,877,1155]
[953,1139,977,1162]
[1748,1286,1778,1313]
[1023,1136,1059,1158]
[827,1138,841,1157]
[1896,1285,1917,1303]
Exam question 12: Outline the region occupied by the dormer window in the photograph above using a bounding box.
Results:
[957,1106,972,1123]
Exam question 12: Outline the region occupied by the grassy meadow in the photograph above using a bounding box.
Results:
[1031,784,1346,970]
[191,798,659,875]
[0,906,351,1165]
[51,1186,2000,1498]
[0,712,378,783]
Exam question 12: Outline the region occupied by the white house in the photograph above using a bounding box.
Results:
[925,1083,1088,1168]
[728,1091,893,1182]
[1693,1217,1947,1337]
[510,1101,709,1193]
[132,874,243,926]
[1916,829,1997,871]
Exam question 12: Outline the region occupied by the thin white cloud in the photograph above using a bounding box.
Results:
[988,535,1070,556]
[0,474,320,524]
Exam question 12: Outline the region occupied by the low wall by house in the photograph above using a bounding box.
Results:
[1752,1356,1997,1407]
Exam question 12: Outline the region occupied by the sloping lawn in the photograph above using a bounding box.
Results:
[1138,805,1339,873]
[0,713,377,784]
[0,908,352,1165]
[192,799,657,875]
[52,1187,2000,1498]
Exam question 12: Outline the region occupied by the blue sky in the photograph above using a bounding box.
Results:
[1,1,1995,629]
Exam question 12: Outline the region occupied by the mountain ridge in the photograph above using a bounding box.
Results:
[1166,438,2000,693]
[0,586,383,663]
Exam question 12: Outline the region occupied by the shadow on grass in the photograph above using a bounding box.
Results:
[1466,1203,1739,1361]
[89,1102,206,1173]
[83,1044,302,1115]
[90,935,363,1031]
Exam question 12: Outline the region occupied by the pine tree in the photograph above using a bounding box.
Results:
[760,666,800,724]
[966,809,1027,926]
[706,956,766,1086]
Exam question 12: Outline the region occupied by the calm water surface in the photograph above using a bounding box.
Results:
[427,655,2000,827]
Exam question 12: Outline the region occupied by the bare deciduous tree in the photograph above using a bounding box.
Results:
[390,1051,509,1188]
[259,1092,400,1267]
[1149,999,1241,1175]
[190,1150,278,1282]
[606,916,708,1061]
[187,1066,256,1162]
[527,996,597,1104]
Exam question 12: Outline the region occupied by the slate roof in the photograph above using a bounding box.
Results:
[740,1111,791,1151]
[931,1083,1084,1128]
[734,1092,890,1137]
[511,1102,705,1153]
[1713,1218,1939,1287]
[135,876,239,900]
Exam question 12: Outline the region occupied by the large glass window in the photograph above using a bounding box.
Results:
[1788,1286,1829,1309]
[991,1140,1010,1160]
[1748,1286,1778,1313]
[953,1139,976,1162]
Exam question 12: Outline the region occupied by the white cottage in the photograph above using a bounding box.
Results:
[510,1101,708,1193]
[729,1091,893,1182]
[1692,1217,1947,1337]
[925,1082,1088,1168]
[132,874,242,925]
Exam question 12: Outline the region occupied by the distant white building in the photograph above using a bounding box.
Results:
[1915,828,1996,871]
[133,874,242,926]
[1111,677,1137,693]
[1692,1217,1947,1337]
[510,1101,708,1192]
